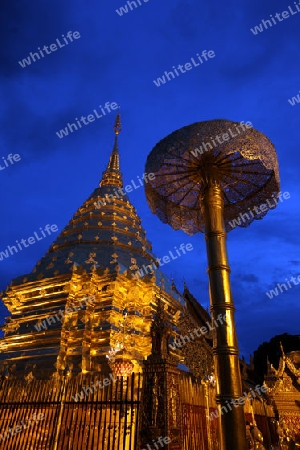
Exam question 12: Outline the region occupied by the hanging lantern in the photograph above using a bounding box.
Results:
[106,346,134,377]
[113,359,134,378]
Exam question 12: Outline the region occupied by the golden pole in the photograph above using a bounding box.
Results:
[200,182,247,450]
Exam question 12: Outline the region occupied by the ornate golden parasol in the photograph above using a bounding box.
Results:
[144,119,280,450]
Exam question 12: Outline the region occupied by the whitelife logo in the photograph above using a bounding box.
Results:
[34,295,95,332]
[208,384,268,421]
[169,314,227,351]
[141,436,171,450]
[0,412,44,442]
[266,274,300,299]
[56,101,118,139]
[94,173,155,208]
[250,2,300,35]
[18,31,81,68]
[0,153,21,172]
[116,0,149,16]
[0,224,58,262]
[71,373,115,402]
[153,50,215,87]
[191,121,253,158]
[228,191,291,229]
[288,89,300,106]
[133,243,193,279]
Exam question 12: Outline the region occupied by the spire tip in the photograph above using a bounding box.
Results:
[100,112,123,188]
[114,108,121,135]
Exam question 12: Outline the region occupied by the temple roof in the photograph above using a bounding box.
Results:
[183,283,211,327]
[11,113,165,287]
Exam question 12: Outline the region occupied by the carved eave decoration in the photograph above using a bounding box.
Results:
[176,308,214,379]
[266,354,300,395]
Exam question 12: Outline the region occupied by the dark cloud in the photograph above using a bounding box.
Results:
[238,273,259,283]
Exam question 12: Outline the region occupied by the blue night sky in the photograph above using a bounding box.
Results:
[0,0,299,359]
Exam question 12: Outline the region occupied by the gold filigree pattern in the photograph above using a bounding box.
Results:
[286,356,300,378]
[85,252,98,264]
[176,309,214,379]
[64,257,73,264]
[129,258,139,271]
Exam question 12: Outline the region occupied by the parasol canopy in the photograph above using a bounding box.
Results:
[145,119,280,234]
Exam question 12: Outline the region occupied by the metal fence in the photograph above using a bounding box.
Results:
[0,373,142,450]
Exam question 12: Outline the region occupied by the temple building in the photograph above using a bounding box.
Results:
[264,346,300,446]
[0,114,298,449]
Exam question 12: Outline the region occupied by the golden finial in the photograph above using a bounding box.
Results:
[99,111,123,188]
[114,108,121,135]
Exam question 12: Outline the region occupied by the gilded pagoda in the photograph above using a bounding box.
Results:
[0,114,184,379]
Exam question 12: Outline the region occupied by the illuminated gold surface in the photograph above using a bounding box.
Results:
[203,379,213,450]
[201,182,247,449]
[144,119,280,449]
[265,348,300,442]
[55,269,179,376]
[100,111,123,187]
[177,305,214,378]
[0,115,184,380]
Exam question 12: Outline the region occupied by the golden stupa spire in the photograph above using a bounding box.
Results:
[100,110,123,188]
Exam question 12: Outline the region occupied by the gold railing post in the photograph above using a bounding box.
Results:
[53,372,69,450]
[203,380,213,450]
